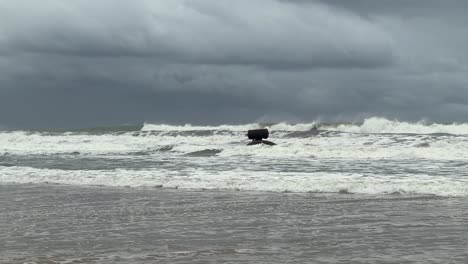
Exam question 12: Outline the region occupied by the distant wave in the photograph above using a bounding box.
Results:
[141,122,318,132]
[142,117,468,135]
[4,117,468,197]
[321,117,468,135]
[3,117,468,159]
[5,117,468,135]
[19,124,144,135]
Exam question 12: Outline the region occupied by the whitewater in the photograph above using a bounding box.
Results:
[1,117,468,197]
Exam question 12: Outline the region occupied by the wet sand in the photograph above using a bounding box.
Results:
[1,184,467,263]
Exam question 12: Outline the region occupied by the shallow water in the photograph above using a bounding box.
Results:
[2,118,468,263]
[2,120,468,196]
[1,184,467,263]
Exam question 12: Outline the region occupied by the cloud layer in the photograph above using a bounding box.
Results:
[1,1,395,67]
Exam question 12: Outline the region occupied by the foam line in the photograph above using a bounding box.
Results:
[1,166,467,197]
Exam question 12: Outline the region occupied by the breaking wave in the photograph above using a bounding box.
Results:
[322,117,468,135]
[142,117,468,135]
[141,122,318,132]
[2,117,468,160]
[2,117,468,196]
[1,166,468,197]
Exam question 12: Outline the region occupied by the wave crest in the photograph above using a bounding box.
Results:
[324,117,468,135]
[142,117,468,135]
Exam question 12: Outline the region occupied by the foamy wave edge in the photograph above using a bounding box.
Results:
[2,167,468,197]
[324,117,468,135]
[141,117,468,135]
[141,122,318,132]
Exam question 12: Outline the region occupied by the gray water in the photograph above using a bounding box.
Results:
[2,120,468,263]
[1,184,467,264]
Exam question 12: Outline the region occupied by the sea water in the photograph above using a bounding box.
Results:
[1,117,467,263]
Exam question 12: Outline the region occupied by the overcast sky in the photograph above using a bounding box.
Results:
[1,0,468,128]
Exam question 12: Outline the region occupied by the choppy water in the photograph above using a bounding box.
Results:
[2,117,468,196]
[2,117,468,263]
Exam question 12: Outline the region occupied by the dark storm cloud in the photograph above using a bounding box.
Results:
[0,0,395,69]
[0,0,468,128]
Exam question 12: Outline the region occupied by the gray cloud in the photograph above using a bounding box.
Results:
[0,0,395,68]
[0,0,468,128]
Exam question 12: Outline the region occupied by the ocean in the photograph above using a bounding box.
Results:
[1,117,467,263]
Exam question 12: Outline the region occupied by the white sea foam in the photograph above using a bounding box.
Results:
[1,166,467,197]
[327,117,468,135]
[2,118,468,197]
[142,117,468,135]
[141,122,318,132]
[141,123,260,132]
[266,122,317,131]
[1,128,468,160]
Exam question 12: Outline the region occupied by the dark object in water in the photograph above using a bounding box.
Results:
[247,128,269,140]
[247,129,276,146]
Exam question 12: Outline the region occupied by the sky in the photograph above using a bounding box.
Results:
[1,0,468,128]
